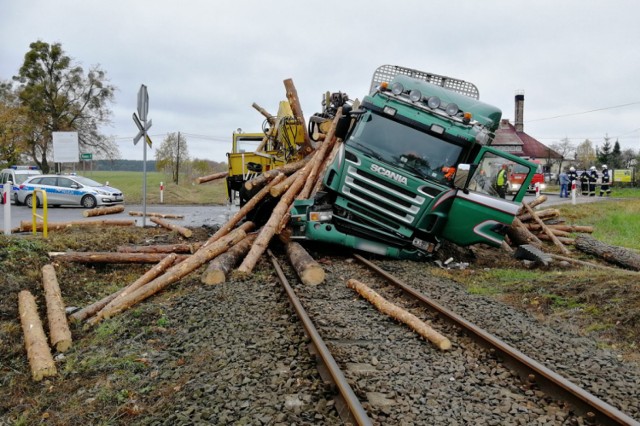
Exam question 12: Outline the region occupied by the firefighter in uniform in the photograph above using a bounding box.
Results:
[579,169,590,196]
[600,164,611,196]
[588,166,598,197]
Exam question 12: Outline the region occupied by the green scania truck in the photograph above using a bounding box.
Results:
[288,65,536,260]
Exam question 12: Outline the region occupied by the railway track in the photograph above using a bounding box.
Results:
[269,250,640,425]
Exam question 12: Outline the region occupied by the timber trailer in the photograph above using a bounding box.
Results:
[288,65,537,260]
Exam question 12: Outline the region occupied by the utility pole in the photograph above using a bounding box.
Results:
[176,131,180,185]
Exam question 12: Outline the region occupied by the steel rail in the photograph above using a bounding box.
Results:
[268,250,372,426]
[354,253,639,426]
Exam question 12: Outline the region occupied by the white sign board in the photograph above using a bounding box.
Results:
[52,132,80,163]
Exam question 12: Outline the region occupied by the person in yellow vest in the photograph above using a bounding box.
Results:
[495,164,509,198]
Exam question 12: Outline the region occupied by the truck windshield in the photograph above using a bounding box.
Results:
[346,111,463,183]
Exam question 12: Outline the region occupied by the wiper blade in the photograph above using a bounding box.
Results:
[351,141,384,161]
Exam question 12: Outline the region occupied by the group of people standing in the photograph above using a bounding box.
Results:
[559,165,611,198]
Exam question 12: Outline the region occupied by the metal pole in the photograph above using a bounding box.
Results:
[3,181,11,235]
[142,123,147,228]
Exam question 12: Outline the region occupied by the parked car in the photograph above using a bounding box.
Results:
[0,166,42,204]
[17,174,124,208]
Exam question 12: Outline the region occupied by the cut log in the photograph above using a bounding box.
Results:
[50,252,188,264]
[20,219,136,232]
[117,243,198,254]
[128,211,185,219]
[251,102,275,125]
[517,195,547,215]
[204,173,286,246]
[522,203,570,255]
[270,169,302,197]
[311,138,343,197]
[201,234,257,285]
[346,279,451,351]
[82,204,125,218]
[244,156,310,191]
[524,223,594,234]
[537,234,575,245]
[549,253,640,273]
[195,171,229,184]
[507,217,543,248]
[18,290,57,381]
[41,265,72,352]
[298,110,342,200]
[85,253,180,326]
[284,241,325,285]
[517,208,560,223]
[575,234,640,271]
[150,217,192,238]
[98,227,247,320]
[71,253,179,324]
[237,161,314,274]
[284,78,312,155]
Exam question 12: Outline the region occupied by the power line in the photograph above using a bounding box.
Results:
[527,101,640,123]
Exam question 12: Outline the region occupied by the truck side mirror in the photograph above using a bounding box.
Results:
[453,164,471,189]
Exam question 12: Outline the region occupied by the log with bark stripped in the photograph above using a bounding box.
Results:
[128,211,185,219]
[150,217,192,238]
[284,241,325,285]
[82,204,125,217]
[20,219,135,232]
[270,169,302,198]
[195,171,229,184]
[18,290,57,381]
[117,243,198,254]
[201,234,257,285]
[346,279,451,351]
[50,252,188,264]
[98,227,247,320]
[41,265,72,352]
[575,234,640,271]
[71,253,179,324]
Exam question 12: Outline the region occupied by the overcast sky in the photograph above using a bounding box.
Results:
[2,0,639,163]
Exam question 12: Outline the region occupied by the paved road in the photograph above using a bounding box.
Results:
[0,203,238,234]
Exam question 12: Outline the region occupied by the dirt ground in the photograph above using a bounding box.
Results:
[0,225,638,424]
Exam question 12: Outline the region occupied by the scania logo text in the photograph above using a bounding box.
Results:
[370,164,408,185]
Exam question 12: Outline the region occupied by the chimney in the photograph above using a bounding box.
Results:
[514,90,525,132]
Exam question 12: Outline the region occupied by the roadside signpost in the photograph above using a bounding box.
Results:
[133,84,152,227]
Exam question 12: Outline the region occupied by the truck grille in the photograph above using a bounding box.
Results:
[342,165,425,225]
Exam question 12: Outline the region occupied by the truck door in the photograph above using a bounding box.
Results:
[440,148,534,247]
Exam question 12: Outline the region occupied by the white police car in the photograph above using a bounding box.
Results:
[0,166,42,204]
[17,174,124,208]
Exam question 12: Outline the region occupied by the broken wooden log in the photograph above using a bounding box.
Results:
[195,171,229,184]
[522,203,570,255]
[20,219,136,232]
[18,290,57,381]
[82,204,125,218]
[575,234,640,271]
[128,211,185,219]
[284,241,325,285]
[50,252,188,264]
[41,265,72,352]
[201,234,257,285]
[98,227,247,320]
[346,279,451,351]
[252,102,275,125]
[150,217,192,238]
[71,253,179,324]
[117,243,198,254]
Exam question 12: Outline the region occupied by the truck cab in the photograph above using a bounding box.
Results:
[290,65,537,260]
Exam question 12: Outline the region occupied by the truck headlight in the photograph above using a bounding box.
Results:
[309,211,332,222]
[511,183,521,190]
